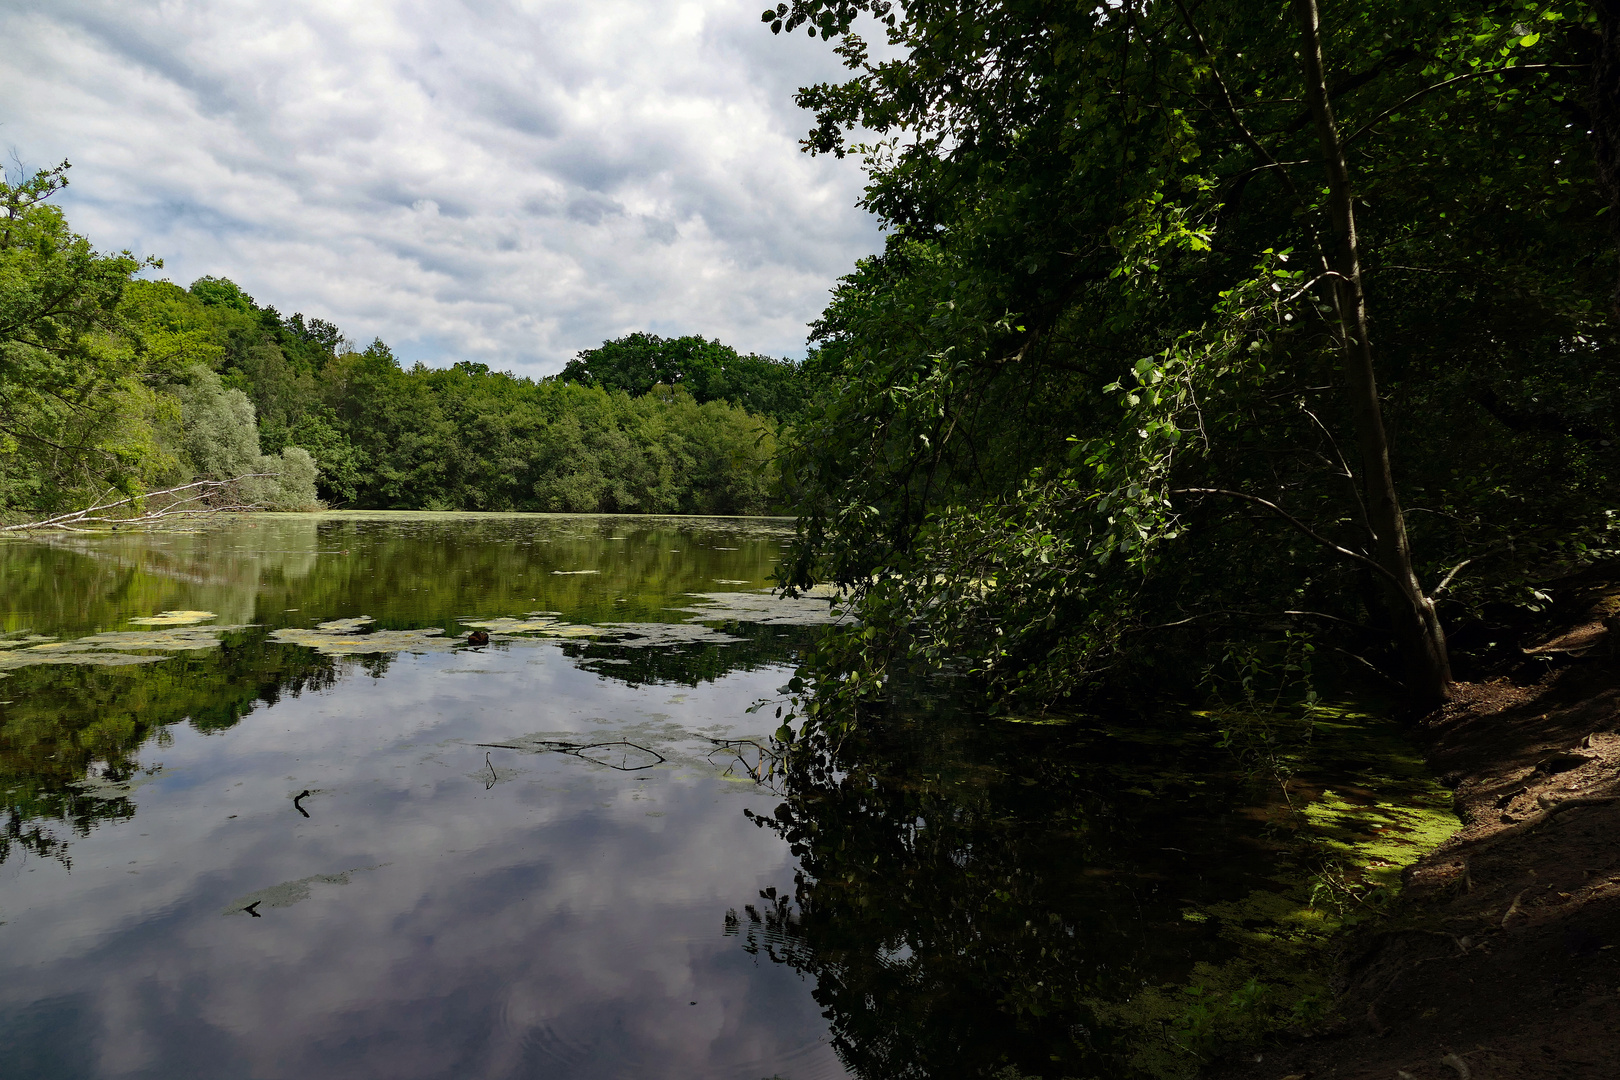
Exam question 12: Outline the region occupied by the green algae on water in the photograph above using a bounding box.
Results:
[221,864,384,915]
[1084,704,1461,1079]
[128,610,217,626]
[270,616,459,655]
[0,625,252,675]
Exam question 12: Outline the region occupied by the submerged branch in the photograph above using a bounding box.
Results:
[478,739,667,772]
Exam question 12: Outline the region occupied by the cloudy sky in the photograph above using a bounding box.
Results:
[0,0,884,375]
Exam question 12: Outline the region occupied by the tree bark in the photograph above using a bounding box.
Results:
[1593,1,1620,313]
[1293,0,1452,704]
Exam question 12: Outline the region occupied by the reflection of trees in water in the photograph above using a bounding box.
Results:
[0,632,339,866]
[0,618,813,868]
[557,622,812,688]
[274,516,789,630]
[735,699,1274,1080]
[0,516,792,648]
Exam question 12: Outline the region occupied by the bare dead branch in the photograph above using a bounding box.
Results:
[0,474,279,532]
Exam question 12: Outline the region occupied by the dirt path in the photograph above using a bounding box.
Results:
[1212,578,1620,1080]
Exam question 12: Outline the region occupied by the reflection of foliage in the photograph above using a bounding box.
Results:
[0,632,338,866]
[724,885,811,966]
[0,515,790,641]
[0,518,812,863]
[745,700,1246,1079]
[741,687,1457,1079]
[560,622,813,688]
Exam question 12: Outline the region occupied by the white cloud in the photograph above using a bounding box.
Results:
[0,0,882,374]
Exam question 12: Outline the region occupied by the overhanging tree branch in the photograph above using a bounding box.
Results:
[1169,486,1398,584]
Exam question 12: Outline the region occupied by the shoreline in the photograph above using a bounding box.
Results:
[1212,572,1620,1080]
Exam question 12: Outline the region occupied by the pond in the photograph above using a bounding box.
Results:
[0,513,1457,1080]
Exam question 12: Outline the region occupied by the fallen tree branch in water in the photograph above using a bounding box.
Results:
[1,475,278,532]
[707,737,785,786]
[477,739,666,772]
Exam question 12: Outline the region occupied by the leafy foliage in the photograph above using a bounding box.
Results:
[767,0,1619,721]
[559,331,806,420]
[0,163,164,513]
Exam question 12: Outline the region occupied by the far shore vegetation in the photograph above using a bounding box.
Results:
[1,168,796,525]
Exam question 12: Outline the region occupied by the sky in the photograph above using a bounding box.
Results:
[0,0,884,376]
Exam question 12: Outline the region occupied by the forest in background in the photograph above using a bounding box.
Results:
[0,169,796,520]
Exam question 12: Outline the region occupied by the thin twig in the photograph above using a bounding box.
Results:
[1432,558,1472,598]
[1345,63,1587,146]
[478,739,667,772]
[1169,487,1398,583]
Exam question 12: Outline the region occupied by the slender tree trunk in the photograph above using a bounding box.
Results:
[1294,0,1452,704]
[1593,1,1620,313]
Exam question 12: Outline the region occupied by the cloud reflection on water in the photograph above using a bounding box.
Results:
[0,620,844,1079]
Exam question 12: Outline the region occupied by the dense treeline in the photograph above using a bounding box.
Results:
[767,0,1620,716]
[0,167,791,519]
[129,274,784,513]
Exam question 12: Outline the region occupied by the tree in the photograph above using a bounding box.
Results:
[0,161,163,515]
[560,332,806,419]
[764,0,1611,713]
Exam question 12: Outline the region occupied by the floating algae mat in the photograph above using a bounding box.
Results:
[675,587,848,626]
[270,615,460,655]
[128,610,217,626]
[1078,706,1462,1079]
[0,621,248,675]
[460,614,609,639]
[266,613,751,656]
[264,588,841,660]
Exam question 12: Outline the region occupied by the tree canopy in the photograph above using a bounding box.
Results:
[558,331,807,420]
[0,162,158,512]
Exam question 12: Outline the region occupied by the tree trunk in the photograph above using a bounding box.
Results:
[1293,0,1452,705]
[1593,1,1620,313]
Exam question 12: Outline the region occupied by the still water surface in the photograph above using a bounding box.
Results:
[0,513,1452,1080]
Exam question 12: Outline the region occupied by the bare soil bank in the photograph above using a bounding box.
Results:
[1212,572,1620,1080]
